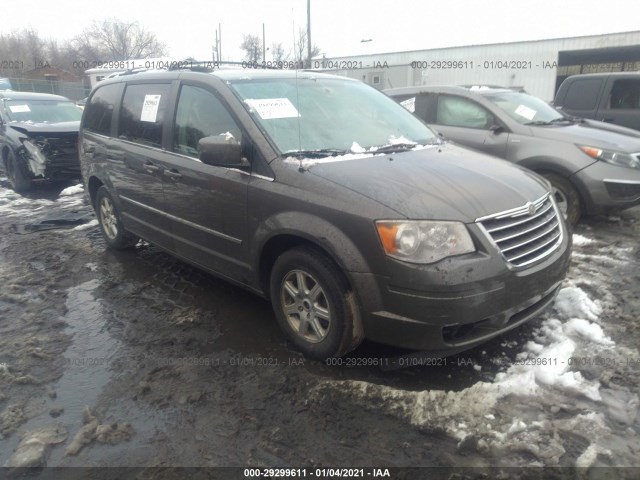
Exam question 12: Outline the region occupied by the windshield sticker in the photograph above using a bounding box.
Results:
[140,94,162,122]
[245,98,300,120]
[9,105,31,113]
[400,97,416,113]
[514,104,536,121]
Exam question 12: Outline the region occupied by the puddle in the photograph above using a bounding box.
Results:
[0,279,121,467]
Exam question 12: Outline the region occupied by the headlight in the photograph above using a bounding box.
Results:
[23,140,48,164]
[578,145,640,169]
[376,220,475,264]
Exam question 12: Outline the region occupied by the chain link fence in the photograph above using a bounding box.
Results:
[4,77,90,101]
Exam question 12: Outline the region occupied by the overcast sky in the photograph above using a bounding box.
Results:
[2,0,639,61]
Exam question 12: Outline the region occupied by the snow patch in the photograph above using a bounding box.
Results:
[572,234,594,246]
[59,184,84,196]
[554,287,602,321]
[72,220,99,231]
[563,318,613,345]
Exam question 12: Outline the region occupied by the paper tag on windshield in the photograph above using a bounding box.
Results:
[9,105,30,113]
[514,104,536,121]
[400,97,416,113]
[140,94,162,122]
[245,98,299,119]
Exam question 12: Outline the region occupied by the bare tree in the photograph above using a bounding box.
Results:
[293,29,321,67]
[72,19,167,62]
[0,29,49,74]
[240,34,262,63]
[271,42,287,63]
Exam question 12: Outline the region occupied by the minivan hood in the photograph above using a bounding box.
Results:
[529,120,640,151]
[307,144,549,223]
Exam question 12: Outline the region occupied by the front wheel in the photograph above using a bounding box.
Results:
[6,150,32,192]
[269,247,363,359]
[95,186,138,249]
[542,173,581,226]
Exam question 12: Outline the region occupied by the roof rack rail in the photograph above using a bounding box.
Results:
[460,84,527,92]
[101,60,285,79]
[168,60,283,71]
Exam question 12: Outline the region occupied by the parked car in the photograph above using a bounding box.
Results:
[80,70,571,359]
[0,91,82,191]
[554,72,640,131]
[386,85,640,225]
[0,78,12,90]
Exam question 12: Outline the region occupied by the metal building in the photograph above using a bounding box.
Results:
[313,31,640,101]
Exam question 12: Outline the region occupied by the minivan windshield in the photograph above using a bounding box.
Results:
[484,91,569,125]
[229,76,438,156]
[4,99,82,123]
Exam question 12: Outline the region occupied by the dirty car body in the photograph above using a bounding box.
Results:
[0,91,82,192]
[80,70,571,359]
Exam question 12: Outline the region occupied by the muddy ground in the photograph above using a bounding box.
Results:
[0,178,638,479]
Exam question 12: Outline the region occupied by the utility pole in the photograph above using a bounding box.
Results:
[218,23,222,62]
[307,0,311,68]
[214,30,218,62]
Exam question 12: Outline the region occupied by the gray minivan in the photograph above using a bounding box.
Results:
[387,85,640,225]
[80,69,570,359]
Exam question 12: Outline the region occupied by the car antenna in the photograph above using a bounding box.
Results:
[295,69,305,173]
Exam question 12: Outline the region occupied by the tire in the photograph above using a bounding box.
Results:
[5,149,32,192]
[95,186,138,249]
[542,173,581,226]
[269,247,363,359]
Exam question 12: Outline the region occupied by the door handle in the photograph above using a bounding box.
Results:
[164,169,182,180]
[143,162,162,173]
[602,118,614,123]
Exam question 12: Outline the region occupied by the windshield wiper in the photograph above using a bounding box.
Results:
[549,117,574,124]
[370,143,419,154]
[526,118,572,126]
[286,148,349,159]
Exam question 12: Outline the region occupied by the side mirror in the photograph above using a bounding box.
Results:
[489,124,504,134]
[197,135,248,168]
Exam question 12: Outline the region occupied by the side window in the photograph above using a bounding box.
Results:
[563,79,601,110]
[173,84,242,158]
[118,83,171,148]
[436,95,493,129]
[609,79,640,110]
[84,83,121,135]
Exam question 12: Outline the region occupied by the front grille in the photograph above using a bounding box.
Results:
[477,194,563,268]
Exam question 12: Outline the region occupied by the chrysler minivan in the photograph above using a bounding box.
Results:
[79,69,571,359]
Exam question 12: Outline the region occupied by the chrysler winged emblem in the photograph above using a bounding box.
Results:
[526,202,536,216]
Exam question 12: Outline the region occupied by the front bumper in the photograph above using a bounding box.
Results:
[573,160,640,214]
[350,221,572,352]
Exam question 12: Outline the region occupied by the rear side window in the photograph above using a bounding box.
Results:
[609,79,640,110]
[436,95,493,129]
[562,78,602,110]
[173,84,242,158]
[84,83,121,135]
[118,83,171,148]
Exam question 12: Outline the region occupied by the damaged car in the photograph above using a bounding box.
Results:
[0,91,82,192]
